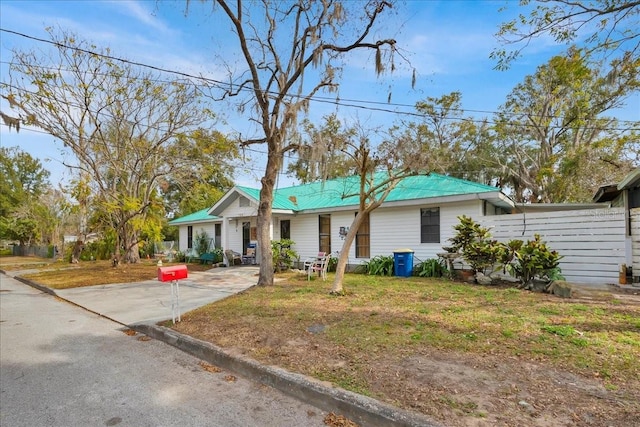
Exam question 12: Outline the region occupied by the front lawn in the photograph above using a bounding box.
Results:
[171,272,640,427]
[17,259,214,289]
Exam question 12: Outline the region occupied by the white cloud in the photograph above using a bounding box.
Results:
[106,0,172,34]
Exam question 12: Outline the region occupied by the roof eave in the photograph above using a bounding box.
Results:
[292,191,511,214]
[618,168,640,190]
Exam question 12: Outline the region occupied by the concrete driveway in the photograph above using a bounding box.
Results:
[50,266,258,325]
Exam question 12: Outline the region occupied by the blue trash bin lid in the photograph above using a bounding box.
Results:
[393,248,414,253]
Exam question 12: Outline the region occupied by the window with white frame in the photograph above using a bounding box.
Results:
[420,207,440,243]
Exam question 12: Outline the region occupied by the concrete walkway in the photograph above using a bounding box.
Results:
[10,266,259,325]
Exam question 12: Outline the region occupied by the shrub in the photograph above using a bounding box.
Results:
[415,258,447,277]
[363,255,394,276]
[449,215,501,274]
[174,251,186,262]
[272,239,298,272]
[449,217,564,292]
[509,234,563,289]
[211,247,224,263]
[195,230,211,256]
[326,255,338,272]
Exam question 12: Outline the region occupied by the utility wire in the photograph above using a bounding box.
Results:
[2,28,638,128]
[3,59,638,125]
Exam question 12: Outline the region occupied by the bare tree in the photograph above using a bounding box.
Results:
[192,0,405,285]
[327,123,430,294]
[2,29,216,263]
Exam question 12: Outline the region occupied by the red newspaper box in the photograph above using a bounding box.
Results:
[157,265,188,282]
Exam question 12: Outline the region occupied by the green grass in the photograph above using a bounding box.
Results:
[174,273,640,389]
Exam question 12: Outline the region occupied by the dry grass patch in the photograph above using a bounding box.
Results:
[172,272,640,427]
[19,260,214,289]
[0,256,54,271]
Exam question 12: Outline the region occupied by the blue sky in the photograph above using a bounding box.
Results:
[1,0,638,188]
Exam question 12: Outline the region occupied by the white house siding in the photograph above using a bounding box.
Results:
[289,214,327,260]
[286,200,483,269]
[220,196,259,254]
[480,207,626,284]
[371,200,483,267]
[630,208,640,281]
[177,223,217,252]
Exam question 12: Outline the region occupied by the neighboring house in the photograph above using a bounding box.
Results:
[593,167,640,283]
[167,208,223,254]
[169,173,514,268]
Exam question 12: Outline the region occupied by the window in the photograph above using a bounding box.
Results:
[242,221,251,252]
[319,214,331,254]
[280,220,291,240]
[214,224,221,249]
[187,226,193,249]
[420,207,440,243]
[239,196,250,207]
[355,212,370,258]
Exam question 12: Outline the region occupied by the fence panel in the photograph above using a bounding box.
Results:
[480,208,626,284]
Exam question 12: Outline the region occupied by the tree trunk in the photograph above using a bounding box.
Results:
[331,211,367,294]
[124,242,140,264]
[256,150,280,286]
[121,227,140,264]
[71,240,84,264]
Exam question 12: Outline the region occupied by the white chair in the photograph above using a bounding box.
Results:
[225,249,242,266]
[305,252,328,281]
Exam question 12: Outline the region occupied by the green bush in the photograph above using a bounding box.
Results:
[415,258,447,277]
[326,255,338,272]
[272,239,298,272]
[509,234,563,288]
[449,215,501,274]
[212,247,224,263]
[449,217,564,291]
[195,230,211,256]
[363,255,394,276]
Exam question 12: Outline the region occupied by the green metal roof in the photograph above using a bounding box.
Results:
[170,173,502,223]
[168,208,219,225]
[269,173,500,211]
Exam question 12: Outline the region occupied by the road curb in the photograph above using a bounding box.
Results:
[132,323,442,427]
[12,275,58,297]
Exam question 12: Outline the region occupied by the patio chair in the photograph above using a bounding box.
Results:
[225,249,242,266]
[305,252,328,281]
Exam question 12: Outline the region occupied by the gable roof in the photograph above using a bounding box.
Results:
[171,173,512,224]
[167,208,220,225]
[203,172,508,217]
[265,173,503,211]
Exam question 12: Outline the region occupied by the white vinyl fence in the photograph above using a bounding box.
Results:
[480,207,626,284]
[630,208,640,280]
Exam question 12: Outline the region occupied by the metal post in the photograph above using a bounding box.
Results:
[170,279,181,324]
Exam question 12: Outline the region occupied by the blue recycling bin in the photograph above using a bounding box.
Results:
[393,249,414,277]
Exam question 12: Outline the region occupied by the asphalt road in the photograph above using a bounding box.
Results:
[0,275,327,427]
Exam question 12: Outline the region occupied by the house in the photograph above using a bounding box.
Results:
[168,173,514,268]
[593,167,640,283]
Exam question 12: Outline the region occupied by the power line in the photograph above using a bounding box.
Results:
[3,80,637,138]
[2,28,638,128]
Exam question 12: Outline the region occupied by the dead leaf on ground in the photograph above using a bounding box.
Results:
[123,329,136,336]
[137,336,151,341]
[224,374,237,382]
[323,412,359,427]
[198,361,222,373]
